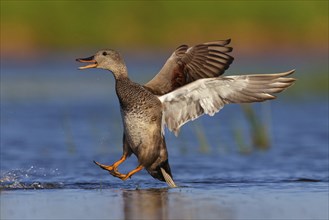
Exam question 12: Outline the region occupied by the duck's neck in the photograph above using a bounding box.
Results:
[114,73,136,110]
[112,63,129,80]
[113,66,131,99]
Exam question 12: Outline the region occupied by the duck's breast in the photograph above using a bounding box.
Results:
[122,108,163,166]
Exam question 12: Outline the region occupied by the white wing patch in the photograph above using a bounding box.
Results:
[159,70,295,136]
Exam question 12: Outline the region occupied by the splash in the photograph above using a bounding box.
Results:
[0,166,63,190]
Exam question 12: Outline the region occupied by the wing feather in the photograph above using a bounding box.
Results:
[144,40,233,95]
[159,70,296,135]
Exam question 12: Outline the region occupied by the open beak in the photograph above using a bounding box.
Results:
[76,56,98,69]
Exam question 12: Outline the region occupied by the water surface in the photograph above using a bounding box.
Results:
[1,56,328,219]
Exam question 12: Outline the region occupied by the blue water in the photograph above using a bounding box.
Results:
[0,54,328,219]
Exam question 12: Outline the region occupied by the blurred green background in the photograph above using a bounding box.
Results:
[1,0,328,95]
[1,0,328,93]
[1,1,328,90]
[1,1,327,51]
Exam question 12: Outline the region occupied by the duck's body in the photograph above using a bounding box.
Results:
[116,77,171,182]
[77,39,295,187]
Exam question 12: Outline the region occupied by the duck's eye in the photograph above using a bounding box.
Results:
[102,52,107,56]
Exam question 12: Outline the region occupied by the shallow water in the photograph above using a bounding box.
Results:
[1,56,328,219]
[2,186,328,220]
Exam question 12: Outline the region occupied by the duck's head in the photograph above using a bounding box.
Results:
[76,49,127,76]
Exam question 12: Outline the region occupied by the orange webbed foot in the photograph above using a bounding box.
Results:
[93,154,127,173]
[93,156,143,181]
[93,160,116,172]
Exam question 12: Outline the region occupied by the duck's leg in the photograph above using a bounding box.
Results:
[93,134,143,180]
[114,165,144,181]
[94,134,131,174]
[94,153,127,172]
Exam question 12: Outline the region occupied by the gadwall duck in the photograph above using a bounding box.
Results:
[76,39,295,187]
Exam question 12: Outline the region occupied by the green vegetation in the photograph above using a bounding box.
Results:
[1,1,328,50]
[241,104,270,150]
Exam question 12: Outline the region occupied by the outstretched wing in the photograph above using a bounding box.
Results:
[159,70,296,135]
[144,39,233,95]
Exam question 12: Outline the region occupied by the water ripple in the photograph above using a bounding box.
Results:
[1,176,327,190]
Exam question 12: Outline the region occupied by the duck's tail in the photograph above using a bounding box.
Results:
[146,137,177,188]
[160,167,177,188]
[147,159,177,188]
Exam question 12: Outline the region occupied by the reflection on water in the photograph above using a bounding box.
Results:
[1,186,327,220]
[123,189,169,219]
[122,188,235,219]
